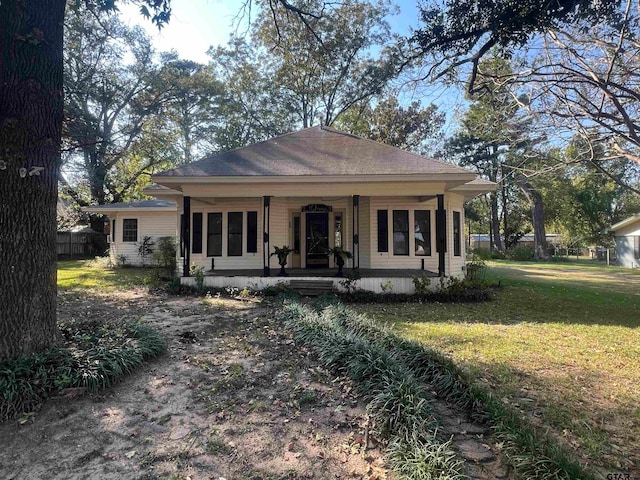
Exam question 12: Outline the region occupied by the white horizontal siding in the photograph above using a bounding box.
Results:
[447,194,466,277]
[110,211,177,266]
[365,195,467,278]
[368,197,439,272]
[188,198,263,271]
[615,237,640,268]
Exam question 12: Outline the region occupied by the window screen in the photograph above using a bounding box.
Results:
[377,210,388,252]
[207,213,222,256]
[415,210,431,256]
[192,212,203,254]
[228,212,243,256]
[293,215,301,254]
[393,210,409,255]
[247,211,258,253]
[453,211,462,257]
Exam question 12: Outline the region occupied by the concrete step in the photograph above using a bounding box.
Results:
[289,280,335,296]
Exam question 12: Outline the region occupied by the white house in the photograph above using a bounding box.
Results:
[610,214,640,268]
[84,199,177,266]
[146,126,495,292]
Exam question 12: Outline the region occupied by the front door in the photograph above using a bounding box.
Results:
[306,213,329,268]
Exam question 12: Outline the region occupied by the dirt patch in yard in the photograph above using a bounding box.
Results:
[0,289,508,479]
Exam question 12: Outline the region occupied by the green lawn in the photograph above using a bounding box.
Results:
[353,260,640,475]
[57,259,157,291]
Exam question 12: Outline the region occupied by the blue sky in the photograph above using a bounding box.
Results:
[121,0,424,63]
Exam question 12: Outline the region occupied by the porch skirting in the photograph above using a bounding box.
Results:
[181,269,439,294]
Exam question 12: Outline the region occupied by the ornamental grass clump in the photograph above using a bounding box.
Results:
[278,295,464,479]
[286,295,593,480]
[0,319,164,420]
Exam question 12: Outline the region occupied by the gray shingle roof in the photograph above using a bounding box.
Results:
[155,126,473,178]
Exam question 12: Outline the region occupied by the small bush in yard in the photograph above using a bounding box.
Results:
[189,263,205,291]
[152,236,177,279]
[412,274,431,294]
[465,260,486,282]
[0,318,164,420]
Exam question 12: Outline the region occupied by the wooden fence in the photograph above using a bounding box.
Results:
[56,232,105,258]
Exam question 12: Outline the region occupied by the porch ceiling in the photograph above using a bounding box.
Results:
[171,179,473,199]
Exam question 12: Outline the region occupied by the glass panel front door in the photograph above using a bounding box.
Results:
[306,213,329,268]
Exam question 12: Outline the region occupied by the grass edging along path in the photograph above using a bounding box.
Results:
[278,295,591,480]
[278,296,466,479]
[353,259,640,477]
[0,320,165,420]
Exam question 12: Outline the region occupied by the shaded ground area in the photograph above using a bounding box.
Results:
[0,285,509,479]
[0,290,389,479]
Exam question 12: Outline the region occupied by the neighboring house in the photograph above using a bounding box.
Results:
[148,126,495,292]
[83,200,177,266]
[610,215,640,268]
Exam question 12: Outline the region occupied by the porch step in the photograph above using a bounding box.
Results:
[289,280,335,296]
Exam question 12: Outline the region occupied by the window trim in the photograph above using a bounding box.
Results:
[122,218,138,243]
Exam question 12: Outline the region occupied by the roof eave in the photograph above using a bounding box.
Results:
[609,214,640,232]
[151,173,479,186]
[82,206,177,214]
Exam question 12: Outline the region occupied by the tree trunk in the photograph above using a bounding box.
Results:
[490,192,503,251]
[517,175,549,260]
[0,0,65,360]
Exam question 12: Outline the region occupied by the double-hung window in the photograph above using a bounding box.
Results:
[122,219,137,242]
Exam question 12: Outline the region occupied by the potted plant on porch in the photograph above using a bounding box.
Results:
[327,246,352,276]
[270,245,293,277]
